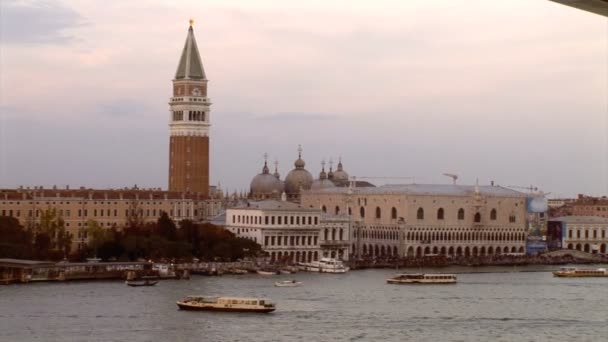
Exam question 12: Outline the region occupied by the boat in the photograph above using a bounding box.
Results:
[274,280,302,287]
[552,267,608,277]
[257,270,277,276]
[279,270,292,275]
[176,296,276,313]
[298,258,349,273]
[126,279,158,287]
[231,269,249,275]
[386,273,457,284]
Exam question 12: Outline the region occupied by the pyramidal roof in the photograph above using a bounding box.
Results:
[175,24,206,80]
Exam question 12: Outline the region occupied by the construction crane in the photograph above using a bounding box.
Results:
[442,173,459,185]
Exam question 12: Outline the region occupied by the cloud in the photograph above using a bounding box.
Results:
[0,0,84,44]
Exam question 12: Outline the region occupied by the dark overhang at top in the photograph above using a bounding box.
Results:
[549,0,608,16]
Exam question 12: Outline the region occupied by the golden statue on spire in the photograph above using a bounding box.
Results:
[189,18,194,26]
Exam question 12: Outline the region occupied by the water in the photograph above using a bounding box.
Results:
[1,266,607,342]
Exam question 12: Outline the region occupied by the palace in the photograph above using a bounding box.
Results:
[301,183,529,258]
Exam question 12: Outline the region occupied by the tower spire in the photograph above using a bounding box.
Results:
[175,21,206,80]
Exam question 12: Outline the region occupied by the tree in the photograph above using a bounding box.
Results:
[156,212,177,241]
[85,220,112,258]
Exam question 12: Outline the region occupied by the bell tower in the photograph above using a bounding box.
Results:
[168,20,211,196]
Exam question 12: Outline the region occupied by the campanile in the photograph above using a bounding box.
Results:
[168,21,211,196]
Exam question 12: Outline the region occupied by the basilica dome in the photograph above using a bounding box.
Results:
[311,162,336,190]
[250,160,283,199]
[332,159,349,182]
[284,148,313,199]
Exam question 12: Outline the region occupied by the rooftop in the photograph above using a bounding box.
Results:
[307,184,528,198]
[550,216,608,224]
[232,200,320,212]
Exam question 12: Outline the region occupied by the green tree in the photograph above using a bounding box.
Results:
[85,220,112,257]
[156,212,177,241]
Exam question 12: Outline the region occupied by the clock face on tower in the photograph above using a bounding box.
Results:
[191,87,201,96]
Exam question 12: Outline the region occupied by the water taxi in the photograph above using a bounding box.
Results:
[386,273,457,284]
[176,296,276,313]
[298,258,349,273]
[552,267,608,278]
[274,280,302,287]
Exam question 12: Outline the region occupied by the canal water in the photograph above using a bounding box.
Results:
[1,265,607,342]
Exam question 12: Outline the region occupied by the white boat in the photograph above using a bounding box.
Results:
[553,267,608,278]
[298,258,349,273]
[279,270,291,275]
[176,296,276,313]
[274,280,302,287]
[387,273,457,284]
[257,270,277,276]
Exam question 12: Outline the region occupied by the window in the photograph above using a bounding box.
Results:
[490,209,497,220]
[322,205,327,213]
[375,207,381,219]
[458,208,465,220]
[474,212,481,223]
[360,207,365,218]
[509,215,516,223]
[391,207,397,220]
[335,206,340,215]
[437,208,444,220]
[417,208,424,220]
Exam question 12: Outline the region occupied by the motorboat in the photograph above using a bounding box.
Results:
[274,280,302,287]
[298,258,349,273]
[553,267,608,277]
[176,296,276,313]
[386,273,457,284]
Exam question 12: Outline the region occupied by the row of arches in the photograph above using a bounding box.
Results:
[567,243,607,254]
[355,229,526,242]
[269,250,319,263]
[350,206,515,224]
[323,228,345,241]
[568,229,607,240]
[357,244,525,257]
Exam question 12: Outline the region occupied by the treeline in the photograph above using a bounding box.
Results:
[0,211,262,262]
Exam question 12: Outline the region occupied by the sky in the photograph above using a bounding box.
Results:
[0,0,607,198]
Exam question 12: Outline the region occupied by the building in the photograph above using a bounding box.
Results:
[0,187,222,251]
[169,21,211,196]
[548,216,608,254]
[224,200,351,263]
[548,0,608,17]
[571,194,608,218]
[301,183,529,258]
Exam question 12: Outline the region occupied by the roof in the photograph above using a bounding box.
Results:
[550,216,608,224]
[175,25,206,80]
[231,200,320,212]
[307,184,528,198]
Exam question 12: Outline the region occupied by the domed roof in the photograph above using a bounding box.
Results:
[250,160,283,198]
[332,158,349,181]
[284,146,313,197]
[311,160,335,190]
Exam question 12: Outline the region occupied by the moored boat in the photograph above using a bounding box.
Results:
[126,279,158,287]
[553,267,608,278]
[176,296,276,313]
[298,258,349,273]
[386,273,457,284]
[274,280,302,287]
[257,270,278,276]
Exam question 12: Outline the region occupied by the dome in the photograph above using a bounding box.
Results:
[284,147,313,198]
[250,160,283,199]
[332,159,349,181]
[311,178,336,190]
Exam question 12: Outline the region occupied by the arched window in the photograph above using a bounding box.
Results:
[490,209,497,220]
[321,205,327,213]
[474,212,481,223]
[335,206,340,215]
[375,207,381,219]
[509,215,516,223]
[360,207,365,218]
[458,208,465,220]
[391,207,397,219]
[437,208,444,220]
[417,208,424,220]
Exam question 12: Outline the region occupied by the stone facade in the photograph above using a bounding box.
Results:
[301,184,529,258]
[550,216,608,254]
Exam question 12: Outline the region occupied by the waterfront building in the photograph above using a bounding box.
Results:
[301,183,529,258]
[570,194,608,218]
[548,216,608,254]
[0,187,222,251]
[168,21,212,196]
[225,200,351,263]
